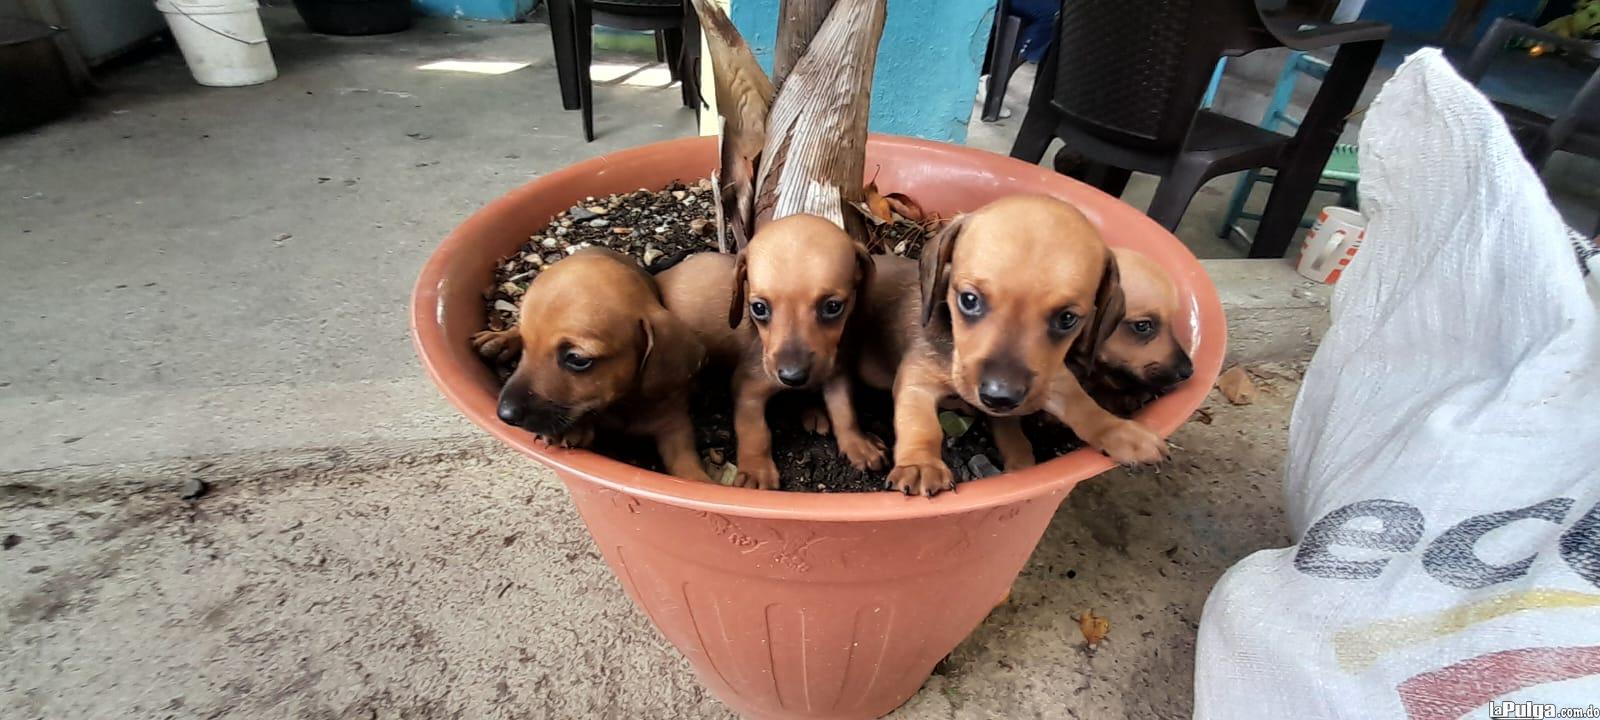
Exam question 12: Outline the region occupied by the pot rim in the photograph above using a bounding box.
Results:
[411,134,1227,523]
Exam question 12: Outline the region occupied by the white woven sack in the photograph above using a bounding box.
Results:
[1195,49,1600,720]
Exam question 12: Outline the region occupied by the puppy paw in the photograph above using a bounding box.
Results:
[1094,420,1168,466]
[837,430,888,472]
[800,405,832,436]
[734,456,781,491]
[471,328,522,364]
[885,460,955,497]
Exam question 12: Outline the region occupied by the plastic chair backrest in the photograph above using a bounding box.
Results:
[1048,0,1265,151]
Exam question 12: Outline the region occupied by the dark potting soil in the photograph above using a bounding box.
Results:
[590,380,1087,493]
[484,180,722,333]
[482,182,1087,493]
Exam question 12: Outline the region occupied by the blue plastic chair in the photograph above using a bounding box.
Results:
[1204,52,1361,242]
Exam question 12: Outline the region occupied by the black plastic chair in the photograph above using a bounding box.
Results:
[1461,18,1600,172]
[547,0,700,142]
[1009,0,1389,258]
[981,0,1024,122]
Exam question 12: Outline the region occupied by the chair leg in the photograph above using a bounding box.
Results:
[548,0,580,110]
[1340,180,1359,211]
[679,7,701,110]
[1200,57,1227,109]
[1009,31,1057,163]
[663,27,696,108]
[1083,161,1132,198]
[574,0,595,142]
[655,30,666,62]
[982,15,1022,123]
[1218,170,1259,239]
[664,28,683,82]
[1146,162,1210,232]
[1009,106,1054,163]
[1252,39,1381,258]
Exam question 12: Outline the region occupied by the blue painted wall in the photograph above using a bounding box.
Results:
[414,0,533,22]
[730,0,995,143]
[1359,0,1544,40]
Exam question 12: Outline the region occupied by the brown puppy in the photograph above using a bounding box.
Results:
[657,215,886,490]
[471,248,709,482]
[862,195,1168,496]
[1077,248,1195,416]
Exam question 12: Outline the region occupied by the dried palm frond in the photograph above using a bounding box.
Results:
[772,0,837,90]
[687,0,775,250]
[752,0,887,244]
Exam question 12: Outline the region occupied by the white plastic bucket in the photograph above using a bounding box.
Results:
[154,0,277,87]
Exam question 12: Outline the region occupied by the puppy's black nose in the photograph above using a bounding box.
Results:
[978,378,1026,412]
[1174,356,1194,381]
[497,397,526,425]
[777,365,810,387]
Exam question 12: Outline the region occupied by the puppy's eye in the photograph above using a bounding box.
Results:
[1130,319,1156,336]
[1051,310,1080,334]
[749,299,771,322]
[818,298,846,320]
[561,350,594,372]
[957,291,984,317]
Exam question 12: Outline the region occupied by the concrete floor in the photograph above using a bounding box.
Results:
[1,381,1300,719]
[0,10,1309,719]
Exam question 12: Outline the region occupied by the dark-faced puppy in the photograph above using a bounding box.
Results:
[471,248,709,482]
[1077,248,1195,415]
[876,195,1167,496]
[688,214,885,490]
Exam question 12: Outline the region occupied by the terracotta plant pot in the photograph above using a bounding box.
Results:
[412,135,1226,719]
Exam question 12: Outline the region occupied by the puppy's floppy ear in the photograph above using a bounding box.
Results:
[639,307,706,399]
[852,241,875,306]
[918,215,964,326]
[1073,249,1125,371]
[727,251,749,329]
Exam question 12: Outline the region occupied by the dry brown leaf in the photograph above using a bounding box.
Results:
[864,181,893,223]
[883,192,925,223]
[851,201,889,227]
[1217,366,1257,406]
[1076,609,1110,649]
